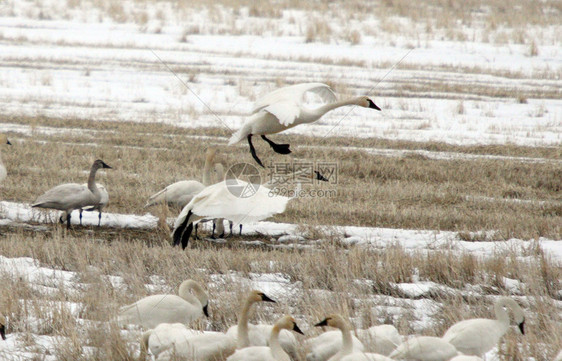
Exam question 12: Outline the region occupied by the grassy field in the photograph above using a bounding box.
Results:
[0,0,561,359]
[2,115,560,239]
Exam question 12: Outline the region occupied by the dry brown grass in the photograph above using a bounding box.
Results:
[2,115,560,239]
[0,226,559,360]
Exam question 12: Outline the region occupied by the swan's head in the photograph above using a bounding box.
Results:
[0,134,11,146]
[248,290,276,304]
[179,280,209,317]
[92,159,112,170]
[276,315,304,335]
[358,96,381,111]
[314,314,349,330]
[496,297,525,334]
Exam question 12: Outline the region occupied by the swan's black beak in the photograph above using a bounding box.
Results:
[367,99,381,111]
[101,161,112,169]
[6,139,11,145]
[261,293,276,303]
[314,318,328,327]
[203,304,209,318]
[518,320,525,335]
[0,324,5,340]
[293,323,304,335]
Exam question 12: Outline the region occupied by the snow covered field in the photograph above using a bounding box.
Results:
[0,0,561,360]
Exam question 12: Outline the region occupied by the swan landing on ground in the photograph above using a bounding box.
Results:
[172,179,291,249]
[228,83,381,167]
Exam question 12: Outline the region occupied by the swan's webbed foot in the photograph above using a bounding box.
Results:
[261,135,291,155]
[247,134,265,168]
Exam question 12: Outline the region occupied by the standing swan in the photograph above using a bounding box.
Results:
[442,296,525,357]
[228,83,381,167]
[0,134,11,185]
[226,315,304,361]
[172,178,291,249]
[79,183,108,226]
[32,159,112,229]
[118,279,209,329]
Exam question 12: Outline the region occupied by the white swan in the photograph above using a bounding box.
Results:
[449,356,484,361]
[311,314,366,361]
[79,183,108,226]
[356,324,402,356]
[228,83,381,167]
[442,297,525,357]
[145,148,217,209]
[225,290,277,348]
[117,279,208,329]
[306,330,364,361]
[0,134,11,185]
[32,159,112,229]
[389,336,459,361]
[141,324,236,361]
[340,352,393,361]
[171,178,291,249]
[226,315,304,361]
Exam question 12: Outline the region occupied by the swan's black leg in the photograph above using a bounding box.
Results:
[193,223,199,240]
[98,211,102,227]
[79,209,83,226]
[239,224,243,236]
[59,215,64,224]
[247,134,264,168]
[211,222,216,239]
[173,210,193,249]
[229,222,233,237]
[66,213,71,230]
[261,135,291,155]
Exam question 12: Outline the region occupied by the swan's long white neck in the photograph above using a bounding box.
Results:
[87,164,101,194]
[202,158,213,186]
[339,321,354,355]
[237,298,253,348]
[269,325,290,361]
[306,97,364,122]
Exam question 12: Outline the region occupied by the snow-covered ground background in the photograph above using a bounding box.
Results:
[0,0,561,360]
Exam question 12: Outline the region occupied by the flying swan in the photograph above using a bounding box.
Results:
[228,82,381,167]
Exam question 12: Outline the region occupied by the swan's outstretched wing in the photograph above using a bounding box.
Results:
[175,180,290,228]
[252,83,337,125]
